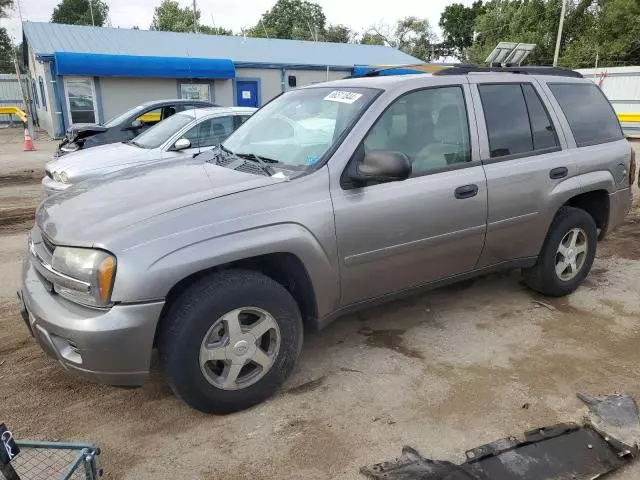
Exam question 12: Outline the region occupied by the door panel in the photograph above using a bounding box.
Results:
[469,77,577,267]
[332,168,487,305]
[331,84,487,306]
[236,81,259,108]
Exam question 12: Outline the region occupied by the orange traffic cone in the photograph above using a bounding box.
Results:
[23,128,36,151]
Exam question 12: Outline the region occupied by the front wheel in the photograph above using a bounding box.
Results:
[158,270,303,413]
[523,206,597,297]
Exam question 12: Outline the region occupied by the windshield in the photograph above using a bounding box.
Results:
[132,112,194,149]
[104,104,146,128]
[222,87,380,172]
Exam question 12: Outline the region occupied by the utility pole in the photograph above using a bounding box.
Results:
[192,0,198,33]
[88,0,95,26]
[13,54,34,139]
[553,0,567,66]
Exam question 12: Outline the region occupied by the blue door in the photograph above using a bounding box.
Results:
[236,81,259,107]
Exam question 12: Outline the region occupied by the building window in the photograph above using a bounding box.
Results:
[180,83,210,101]
[31,79,39,108]
[64,76,98,124]
[38,76,47,111]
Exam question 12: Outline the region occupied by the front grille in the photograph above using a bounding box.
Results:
[45,169,53,179]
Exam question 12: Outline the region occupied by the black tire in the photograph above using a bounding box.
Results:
[523,206,597,297]
[158,270,303,413]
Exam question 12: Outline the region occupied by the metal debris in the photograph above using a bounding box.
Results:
[361,394,640,480]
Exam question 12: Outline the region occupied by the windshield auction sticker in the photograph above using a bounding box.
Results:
[324,91,363,104]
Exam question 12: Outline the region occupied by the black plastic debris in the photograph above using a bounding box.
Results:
[361,394,640,480]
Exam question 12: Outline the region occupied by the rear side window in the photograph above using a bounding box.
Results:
[522,84,558,150]
[548,83,623,147]
[479,83,559,158]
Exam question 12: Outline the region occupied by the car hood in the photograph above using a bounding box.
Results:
[36,159,284,247]
[47,142,159,176]
[66,123,107,138]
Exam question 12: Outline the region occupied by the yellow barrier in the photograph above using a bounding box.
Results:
[0,106,27,123]
[137,112,161,122]
[617,113,640,123]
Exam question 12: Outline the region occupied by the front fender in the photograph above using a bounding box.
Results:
[111,223,340,318]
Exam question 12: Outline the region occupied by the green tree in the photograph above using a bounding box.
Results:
[199,25,233,36]
[439,1,485,60]
[151,0,197,32]
[51,0,109,26]
[0,0,13,18]
[362,17,438,60]
[0,27,14,73]
[150,0,233,35]
[248,0,326,40]
[360,32,386,45]
[322,24,352,43]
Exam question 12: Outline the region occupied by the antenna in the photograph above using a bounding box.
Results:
[306,20,317,41]
[16,0,23,23]
[192,0,198,33]
[89,0,95,26]
[260,18,269,38]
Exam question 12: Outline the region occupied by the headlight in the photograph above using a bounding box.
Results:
[53,171,61,182]
[61,142,80,152]
[51,247,116,307]
[59,171,69,183]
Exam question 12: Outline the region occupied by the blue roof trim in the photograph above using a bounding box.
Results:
[53,52,235,79]
[352,66,423,76]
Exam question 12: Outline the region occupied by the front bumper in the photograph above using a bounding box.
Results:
[20,259,165,386]
[42,176,72,196]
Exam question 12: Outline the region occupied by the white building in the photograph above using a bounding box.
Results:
[22,22,421,138]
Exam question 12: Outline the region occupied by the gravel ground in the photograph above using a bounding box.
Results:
[0,127,639,479]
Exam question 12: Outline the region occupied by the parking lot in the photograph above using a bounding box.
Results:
[1,125,639,479]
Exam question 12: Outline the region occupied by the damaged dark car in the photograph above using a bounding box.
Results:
[54,99,215,157]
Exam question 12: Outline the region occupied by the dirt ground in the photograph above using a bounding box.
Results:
[1,126,639,479]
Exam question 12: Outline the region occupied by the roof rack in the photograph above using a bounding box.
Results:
[433,65,583,78]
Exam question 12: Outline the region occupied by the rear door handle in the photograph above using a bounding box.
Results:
[549,167,568,179]
[454,184,479,199]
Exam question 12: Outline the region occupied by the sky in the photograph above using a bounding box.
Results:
[0,0,476,43]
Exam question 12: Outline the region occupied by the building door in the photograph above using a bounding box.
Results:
[64,76,99,124]
[236,81,259,107]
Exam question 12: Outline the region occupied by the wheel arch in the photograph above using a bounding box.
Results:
[154,252,320,346]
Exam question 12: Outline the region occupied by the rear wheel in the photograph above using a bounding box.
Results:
[158,270,303,413]
[523,206,597,297]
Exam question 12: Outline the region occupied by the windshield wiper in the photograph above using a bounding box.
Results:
[217,146,275,176]
[237,153,277,176]
[125,140,143,148]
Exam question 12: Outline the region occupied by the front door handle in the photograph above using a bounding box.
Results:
[550,167,568,179]
[454,184,479,199]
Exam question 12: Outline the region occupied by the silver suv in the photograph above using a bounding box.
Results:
[19,68,635,413]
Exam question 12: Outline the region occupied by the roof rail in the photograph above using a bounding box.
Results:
[433,65,583,78]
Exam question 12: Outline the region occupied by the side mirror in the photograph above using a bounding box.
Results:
[173,138,191,151]
[349,150,411,184]
[130,119,143,130]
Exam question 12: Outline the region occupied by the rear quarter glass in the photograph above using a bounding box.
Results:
[548,83,623,147]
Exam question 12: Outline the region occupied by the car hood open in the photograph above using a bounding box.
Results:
[36,158,283,246]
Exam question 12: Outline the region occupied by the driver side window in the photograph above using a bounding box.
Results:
[183,116,234,149]
[363,86,471,176]
[136,108,162,126]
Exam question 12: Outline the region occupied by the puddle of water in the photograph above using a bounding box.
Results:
[358,326,424,359]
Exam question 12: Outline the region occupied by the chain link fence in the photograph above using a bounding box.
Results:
[7,441,101,480]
